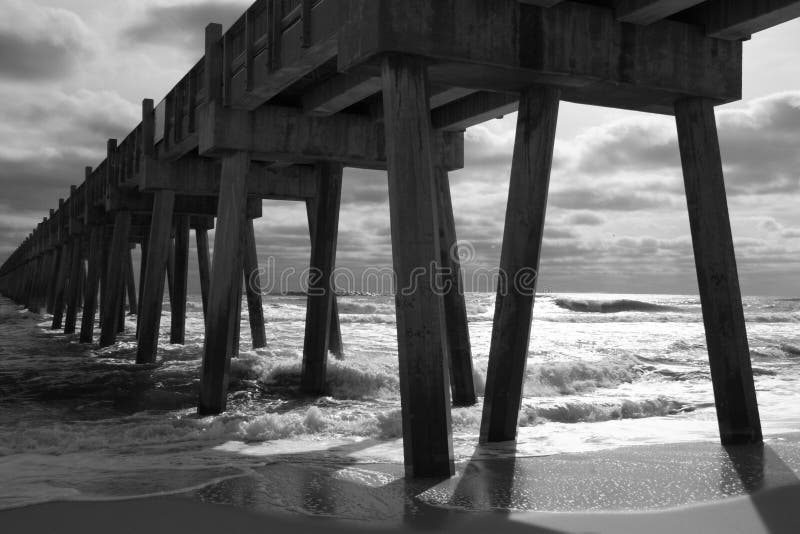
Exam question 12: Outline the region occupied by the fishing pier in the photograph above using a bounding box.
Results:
[2,0,799,477]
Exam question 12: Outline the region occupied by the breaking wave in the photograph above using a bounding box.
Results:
[554,298,681,314]
[524,358,644,396]
[518,397,693,425]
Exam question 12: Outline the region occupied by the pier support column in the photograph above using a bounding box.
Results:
[434,163,476,407]
[305,197,344,360]
[198,152,249,415]
[45,247,61,314]
[381,54,454,477]
[480,85,560,443]
[675,97,762,445]
[243,218,267,349]
[79,226,104,343]
[136,191,175,364]
[135,239,148,337]
[195,227,211,319]
[64,237,83,334]
[51,243,72,330]
[125,246,137,314]
[170,215,190,344]
[99,211,132,347]
[301,163,343,394]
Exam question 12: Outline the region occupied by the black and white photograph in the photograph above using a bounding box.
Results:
[1,1,800,532]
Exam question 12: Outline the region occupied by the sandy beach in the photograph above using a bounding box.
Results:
[4,434,800,534]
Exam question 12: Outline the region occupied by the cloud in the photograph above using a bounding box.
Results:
[121,1,250,52]
[562,92,800,197]
[0,1,97,81]
[548,188,675,211]
[565,212,606,226]
[0,88,138,215]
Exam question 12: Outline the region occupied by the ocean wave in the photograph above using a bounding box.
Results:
[247,360,401,400]
[338,314,396,324]
[781,344,800,357]
[747,314,800,323]
[337,301,393,315]
[554,298,681,314]
[524,359,644,396]
[518,397,692,425]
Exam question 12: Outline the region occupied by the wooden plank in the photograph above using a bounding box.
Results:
[195,228,211,318]
[99,211,132,347]
[674,97,762,444]
[243,218,267,349]
[301,163,343,394]
[170,215,190,344]
[705,0,800,40]
[615,0,706,25]
[480,85,560,443]
[382,55,454,478]
[434,164,476,407]
[198,152,250,415]
[79,225,104,343]
[136,191,175,364]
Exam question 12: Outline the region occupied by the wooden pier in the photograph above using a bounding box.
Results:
[2,0,798,477]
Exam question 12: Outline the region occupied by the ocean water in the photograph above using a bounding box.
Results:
[1,292,799,510]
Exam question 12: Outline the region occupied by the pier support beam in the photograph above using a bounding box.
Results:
[301,163,343,394]
[100,211,132,346]
[136,191,175,363]
[243,218,267,349]
[79,226,104,343]
[170,215,190,344]
[480,85,560,443]
[434,164,476,407]
[675,97,762,445]
[198,152,249,415]
[382,54,454,478]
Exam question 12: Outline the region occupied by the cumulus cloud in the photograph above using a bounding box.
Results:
[565,212,606,226]
[0,87,139,214]
[0,1,97,81]
[121,1,250,52]
[562,92,800,197]
[548,188,675,211]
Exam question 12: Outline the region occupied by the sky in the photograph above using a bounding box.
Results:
[1,0,799,296]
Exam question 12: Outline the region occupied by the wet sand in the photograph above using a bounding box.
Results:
[4,435,800,533]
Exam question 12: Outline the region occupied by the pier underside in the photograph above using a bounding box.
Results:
[2,0,798,477]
